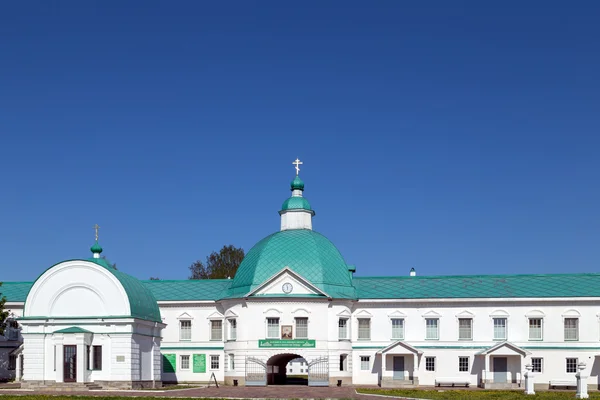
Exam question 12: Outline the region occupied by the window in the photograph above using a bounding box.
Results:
[358,318,371,340]
[459,356,469,372]
[181,355,190,370]
[529,318,543,340]
[180,320,191,341]
[295,317,308,339]
[289,368,292,373]
[267,318,280,338]
[229,319,237,341]
[210,355,220,370]
[566,358,578,373]
[425,357,436,371]
[391,318,404,340]
[338,318,348,340]
[92,345,102,370]
[229,353,235,371]
[458,318,472,340]
[360,356,370,371]
[8,355,16,370]
[531,358,542,373]
[493,318,507,340]
[340,354,348,371]
[211,320,223,341]
[564,318,579,341]
[426,318,439,340]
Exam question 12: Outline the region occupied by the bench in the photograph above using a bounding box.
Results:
[435,378,470,387]
[549,380,577,389]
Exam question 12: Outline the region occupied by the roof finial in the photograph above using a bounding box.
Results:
[293,158,303,176]
[94,224,100,242]
[91,224,103,258]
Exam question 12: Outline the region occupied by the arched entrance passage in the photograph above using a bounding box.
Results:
[266,353,306,385]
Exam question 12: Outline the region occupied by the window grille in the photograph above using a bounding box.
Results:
[425,357,435,371]
[211,320,223,341]
[426,318,439,340]
[566,358,578,373]
[295,317,308,339]
[358,318,370,340]
[458,356,469,372]
[458,318,472,340]
[267,318,279,338]
[564,318,579,341]
[338,318,348,339]
[532,358,542,373]
[179,320,191,341]
[529,318,543,340]
[360,356,370,370]
[211,355,220,370]
[181,355,190,370]
[493,318,507,340]
[391,318,404,340]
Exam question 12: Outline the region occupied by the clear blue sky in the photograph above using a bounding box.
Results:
[1,1,599,282]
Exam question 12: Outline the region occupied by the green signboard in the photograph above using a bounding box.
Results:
[193,354,206,373]
[162,354,176,373]
[258,339,316,348]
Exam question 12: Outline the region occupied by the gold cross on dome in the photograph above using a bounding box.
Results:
[93,224,100,242]
[293,158,303,176]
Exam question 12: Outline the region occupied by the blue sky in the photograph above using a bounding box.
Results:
[1,1,599,282]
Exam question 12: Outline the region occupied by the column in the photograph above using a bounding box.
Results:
[524,364,535,395]
[15,354,22,381]
[381,353,386,384]
[413,353,419,385]
[76,343,86,383]
[576,362,589,399]
[484,354,490,387]
[55,344,64,383]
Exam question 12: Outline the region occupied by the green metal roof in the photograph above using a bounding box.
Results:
[228,229,356,299]
[0,282,33,302]
[353,273,600,299]
[291,176,304,191]
[54,326,93,334]
[142,279,232,301]
[281,196,312,211]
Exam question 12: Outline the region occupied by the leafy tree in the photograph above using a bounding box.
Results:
[149,277,160,280]
[189,245,245,279]
[0,282,9,335]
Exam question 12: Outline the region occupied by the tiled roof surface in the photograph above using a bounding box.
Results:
[353,273,600,299]
[0,282,32,302]
[228,229,356,298]
[142,279,232,301]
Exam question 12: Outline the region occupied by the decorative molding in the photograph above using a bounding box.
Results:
[177,312,193,320]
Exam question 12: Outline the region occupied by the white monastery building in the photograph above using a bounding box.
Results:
[1,160,600,391]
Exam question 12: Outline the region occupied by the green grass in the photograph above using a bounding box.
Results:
[358,388,600,399]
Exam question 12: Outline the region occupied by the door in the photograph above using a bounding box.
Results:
[393,356,405,380]
[493,357,507,384]
[64,345,77,382]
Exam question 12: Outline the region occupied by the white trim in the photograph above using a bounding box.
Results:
[525,310,546,318]
[456,310,475,318]
[177,312,193,320]
[263,308,283,316]
[355,310,373,317]
[422,310,442,318]
[562,309,581,317]
[490,309,510,318]
[387,310,407,318]
[292,308,311,316]
[206,311,224,320]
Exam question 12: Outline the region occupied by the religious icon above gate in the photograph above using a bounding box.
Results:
[281,325,293,339]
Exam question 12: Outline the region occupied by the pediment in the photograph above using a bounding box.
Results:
[422,310,442,318]
[490,309,509,317]
[388,310,407,318]
[355,310,372,318]
[224,310,238,318]
[456,310,475,318]
[525,310,545,318]
[177,312,193,320]
[207,311,224,319]
[478,341,530,356]
[337,309,352,317]
[248,267,329,298]
[562,309,581,317]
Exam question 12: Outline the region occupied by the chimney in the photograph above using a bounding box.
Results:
[410,267,416,277]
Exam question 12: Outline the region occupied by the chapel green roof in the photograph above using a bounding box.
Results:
[54,326,93,334]
[228,229,356,299]
[0,282,33,302]
[281,196,312,211]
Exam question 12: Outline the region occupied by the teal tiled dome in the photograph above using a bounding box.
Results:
[291,176,304,191]
[229,230,356,298]
[281,196,312,211]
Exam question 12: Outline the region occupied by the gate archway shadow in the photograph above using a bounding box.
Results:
[267,353,307,385]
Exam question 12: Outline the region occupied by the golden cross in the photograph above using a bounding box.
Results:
[93,224,100,242]
[293,158,303,176]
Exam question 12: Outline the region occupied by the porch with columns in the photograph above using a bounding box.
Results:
[477,341,530,389]
[377,341,423,387]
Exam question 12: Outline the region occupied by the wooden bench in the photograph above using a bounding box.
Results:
[549,380,577,389]
[435,377,470,387]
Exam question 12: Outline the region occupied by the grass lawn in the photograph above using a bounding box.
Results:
[358,388,600,399]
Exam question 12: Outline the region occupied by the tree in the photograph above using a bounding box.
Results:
[189,245,245,279]
[0,282,9,335]
[149,277,160,280]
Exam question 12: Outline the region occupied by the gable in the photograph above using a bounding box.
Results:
[250,268,328,297]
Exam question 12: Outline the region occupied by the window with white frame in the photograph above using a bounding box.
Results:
[360,356,370,371]
[229,353,235,371]
[566,358,578,373]
[426,318,439,340]
[493,317,507,340]
[458,318,472,340]
[564,318,579,341]
[267,318,280,338]
[210,355,220,370]
[358,318,371,340]
[211,320,223,341]
[531,357,542,373]
[180,355,190,370]
[459,356,469,372]
[229,319,237,341]
[425,356,435,371]
[179,320,191,341]
[528,318,543,340]
[295,317,308,339]
[338,318,349,340]
[391,318,404,340]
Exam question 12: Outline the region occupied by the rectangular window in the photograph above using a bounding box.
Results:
[338,318,348,340]
[295,317,308,339]
[360,356,370,371]
[493,318,507,340]
[267,318,280,338]
[566,358,578,373]
[340,354,348,371]
[531,358,542,373]
[181,355,190,370]
[426,318,439,340]
[229,319,237,341]
[180,320,192,341]
[210,355,220,370]
[358,318,371,340]
[425,356,436,371]
[229,353,235,371]
[459,356,469,372]
[391,318,404,340]
[458,318,473,340]
[92,345,102,370]
[564,318,579,341]
[211,320,223,341]
[8,355,16,370]
[529,318,543,340]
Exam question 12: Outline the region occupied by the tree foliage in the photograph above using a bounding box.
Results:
[149,277,160,280]
[0,282,9,335]
[189,245,245,279]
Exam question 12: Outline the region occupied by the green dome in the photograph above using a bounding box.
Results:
[229,230,356,299]
[90,241,103,254]
[281,196,312,211]
[291,176,304,191]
